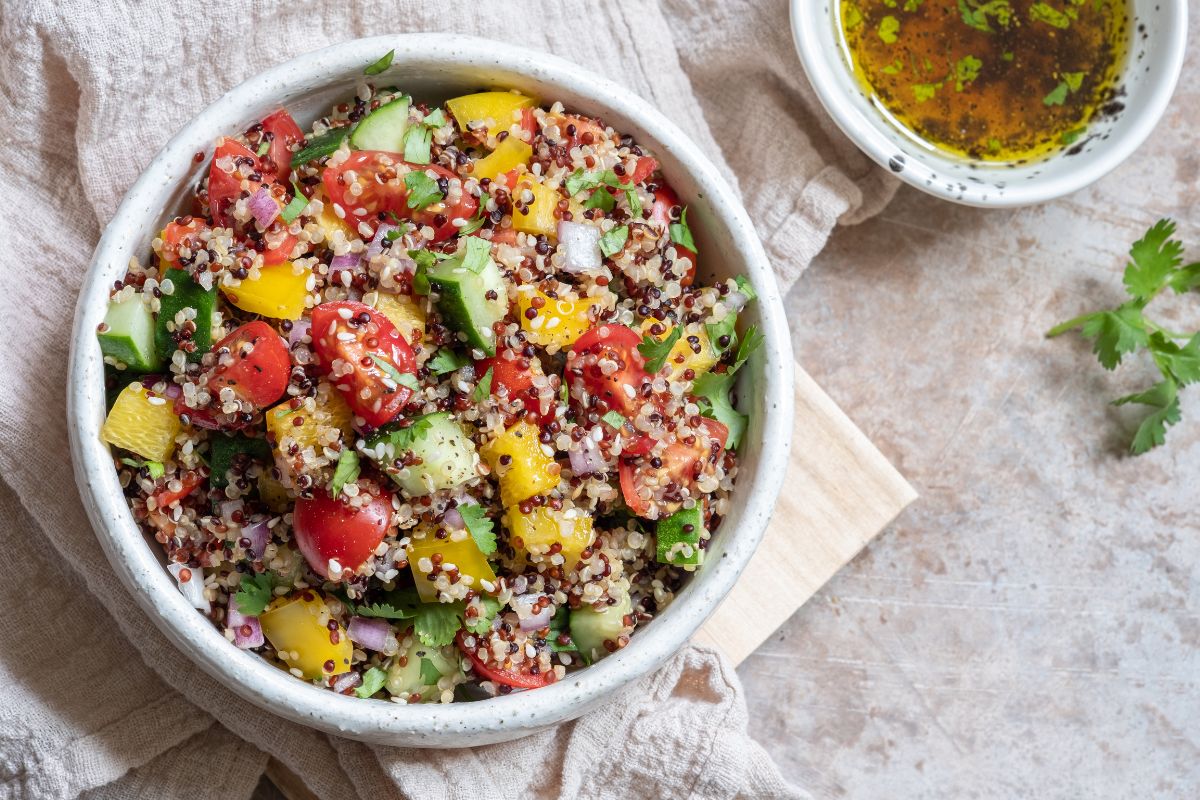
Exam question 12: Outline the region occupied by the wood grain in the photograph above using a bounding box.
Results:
[263,361,914,798]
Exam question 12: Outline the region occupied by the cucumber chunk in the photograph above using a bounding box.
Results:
[349,96,411,152]
[426,256,507,356]
[366,411,478,496]
[570,589,632,663]
[98,294,160,372]
[156,268,216,363]
[208,433,272,489]
[656,504,705,567]
[385,640,461,700]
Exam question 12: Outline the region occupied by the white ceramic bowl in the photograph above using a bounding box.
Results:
[791,0,1187,207]
[67,35,794,746]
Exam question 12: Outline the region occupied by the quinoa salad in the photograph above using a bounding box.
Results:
[95,52,761,703]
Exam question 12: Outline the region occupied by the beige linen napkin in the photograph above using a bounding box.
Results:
[0,1,894,798]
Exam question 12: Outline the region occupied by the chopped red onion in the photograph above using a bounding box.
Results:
[443,506,464,530]
[241,520,270,559]
[226,595,264,649]
[248,186,280,227]
[568,436,606,476]
[557,221,602,272]
[365,223,400,260]
[513,593,554,632]
[167,562,210,612]
[219,498,244,523]
[287,318,311,348]
[329,252,361,273]
[332,671,362,694]
[140,376,182,400]
[348,616,391,652]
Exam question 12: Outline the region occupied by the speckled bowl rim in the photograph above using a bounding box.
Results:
[67,35,794,746]
[790,0,1187,207]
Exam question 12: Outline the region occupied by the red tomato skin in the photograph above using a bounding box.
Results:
[520,108,538,139]
[475,351,557,424]
[619,418,729,518]
[567,324,649,417]
[174,322,291,427]
[260,109,303,184]
[152,471,204,508]
[618,460,650,517]
[650,186,697,286]
[456,631,553,689]
[310,301,417,429]
[321,151,478,242]
[627,156,658,186]
[159,219,209,266]
[293,484,393,577]
[208,138,261,227]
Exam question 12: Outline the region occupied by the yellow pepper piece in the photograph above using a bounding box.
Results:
[639,320,718,380]
[446,91,536,142]
[260,592,352,679]
[519,289,598,349]
[101,383,181,462]
[505,506,595,568]
[480,421,560,507]
[222,262,310,320]
[313,188,353,242]
[371,292,426,344]
[510,176,562,238]
[265,382,353,458]
[407,525,498,602]
[472,136,533,182]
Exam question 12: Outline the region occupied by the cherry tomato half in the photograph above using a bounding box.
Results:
[175,321,291,429]
[627,156,658,186]
[456,630,553,690]
[206,136,300,264]
[475,350,557,424]
[293,480,393,577]
[650,186,696,287]
[159,218,210,266]
[566,324,650,418]
[322,151,478,242]
[310,301,417,429]
[259,109,304,184]
[618,417,729,518]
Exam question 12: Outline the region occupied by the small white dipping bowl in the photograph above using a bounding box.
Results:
[66,35,793,747]
[791,0,1187,207]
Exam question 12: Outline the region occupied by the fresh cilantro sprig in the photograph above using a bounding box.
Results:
[1048,219,1200,454]
[427,347,469,375]
[472,366,494,402]
[233,572,274,616]
[669,208,696,252]
[419,658,443,686]
[370,353,419,390]
[454,503,496,555]
[329,449,360,497]
[465,596,502,635]
[692,324,763,450]
[356,602,415,620]
[404,171,442,210]
[638,326,682,373]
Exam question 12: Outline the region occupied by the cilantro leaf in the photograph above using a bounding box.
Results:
[472,366,493,402]
[1043,81,1070,106]
[1123,219,1185,301]
[373,416,433,454]
[409,249,436,295]
[731,325,764,373]
[465,596,502,635]
[878,15,900,43]
[585,187,616,212]
[255,139,270,157]
[413,601,462,647]
[364,49,395,76]
[427,348,469,375]
[669,208,696,252]
[565,168,619,197]
[121,457,165,479]
[1030,2,1070,28]
[423,108,447,127]
[458,209,487,235]
[370,354,419,389]
[355,666,388,698]
[602,410,626,429]
[693,371,749,451]
[404,171,442,210]
[402,125,433,165]
[460,236,492,273]
[234,573,274,616]
[599,225,629,258]
[734,275,758,302]
[1059,305,1148,370]
[458,503,497,555]
[356,602,415,620]
[1113,380,1182,455]
[419,658,443,686]
[329,449,360,498]
[1149,332,1200,385]
[638,327,682,374]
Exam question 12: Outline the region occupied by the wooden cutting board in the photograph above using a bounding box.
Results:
[265,362,916,798]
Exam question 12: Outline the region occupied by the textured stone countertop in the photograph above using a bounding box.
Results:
[740,19,1200,799]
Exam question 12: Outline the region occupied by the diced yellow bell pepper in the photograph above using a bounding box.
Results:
[371,292,426,344]
[480,421,560,507]
[518,289,598,349]
[222,262,310,320]
[446,91,536,142]
[639,320,718,380]
[260,592,352,679]
[313,188,353,242]
[510,176,561,238]
[102,383,181,462]
[407,525,498,602]
[472,136,533,182]
[265,382,353,458]
[505,506,595,568]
